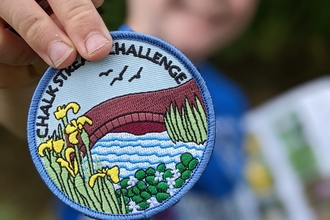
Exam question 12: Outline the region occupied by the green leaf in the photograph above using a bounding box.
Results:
[135,170,146,180]
[127,188,135,197]
[138,202,150,210]
[137,181,147,190]
[195,96,207,133]
[176,163,186,173]
[103,178,121,214]
[133,186,140,195]
[164,111,176,143]
[141,191,151,200]
[147,185,158,195]
[123,196,130,204]
[164,169,173,179]
[157,163,166,172]
[175,106,187,141]
[170,103,181,140]
[81,130,94,176]
[156,193,170,203]
[188,159,199,170]
[185,99,201,144]
[182,170,192,180]
[74,175,98,211]
[98,179,113,213]
[183,102,196,142]
[120,194,127,214]
[193,105,207,144]
[132,195,143,203]
[145,176,156,185]
[157,182,169,192]
[175,178,184,188]
[120,178,130,188]
[181,153,193,166]
[146,167,156,176]
[182,107,193,141]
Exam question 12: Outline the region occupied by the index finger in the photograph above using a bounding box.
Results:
[48,0,112,62]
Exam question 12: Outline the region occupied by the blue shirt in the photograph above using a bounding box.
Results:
[191,61,248,197]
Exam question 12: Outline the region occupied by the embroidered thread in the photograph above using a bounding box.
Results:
[28,31,215,220]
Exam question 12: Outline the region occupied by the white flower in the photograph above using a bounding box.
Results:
[167,187,176,196]
[147,197,159,208]
[128,176,138,187]
[113,183,121,190]
[171,169,181,179]
[128,201,140,213]
[155,171,163,182]
[166,177,176,188]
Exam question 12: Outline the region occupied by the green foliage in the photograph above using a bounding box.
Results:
[43,130,200,214]
[145,176,156,185]
[120,178,129,188]
[175,178,184,188]
[40,104,126,215]
[133,186,140,195]
[156,193,170,203]
[176,163,185,173]
[164,97,207,145]
[157,163,166,172]
[147,186,158,195]
[40,98,204,215]
[132,195,143,203]
[137,181,147,190]
[188,159,199,170]
[214,0,330,62]
[157,182,169,192]
[135,170,146,180]
[127,188,134,197]
[146,167,156,176]
[42,146,126,214]
[139,202,150,210]
[181,153,193,166]
[164,169,173,179]
[116,152,199,212]
[100,0,126,31]
[182,170,192,180]
[141,191,151,200]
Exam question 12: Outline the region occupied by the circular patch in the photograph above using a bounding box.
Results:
[28,31,215,220]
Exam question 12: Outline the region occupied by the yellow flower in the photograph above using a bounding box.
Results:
[38,138,64,157]
[105,166,120,183]
[54,102,80,120]
[246,161,272,194]
[56,148,79,177]
[65,116,93,145]
[89,173,107,187]
[89,166,119,188]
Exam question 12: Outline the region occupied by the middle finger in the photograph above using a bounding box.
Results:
[48,0,112,62]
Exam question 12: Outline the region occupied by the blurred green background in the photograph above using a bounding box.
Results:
[214,0,330,106]
[100,0,330,107]
[1,1,330,220]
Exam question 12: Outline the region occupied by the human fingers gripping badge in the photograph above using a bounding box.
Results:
[28,31,215,220]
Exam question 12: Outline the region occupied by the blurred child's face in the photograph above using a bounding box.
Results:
[127,0,257,63]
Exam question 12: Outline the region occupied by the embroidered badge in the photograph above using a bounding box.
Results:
[28,31,215,220]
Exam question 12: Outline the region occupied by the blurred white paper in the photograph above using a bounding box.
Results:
[241,76,330,220]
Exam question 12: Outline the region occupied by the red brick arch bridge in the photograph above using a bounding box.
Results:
[83,79,203,147]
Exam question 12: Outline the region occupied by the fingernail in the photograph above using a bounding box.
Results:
[85,33,110,55]
[48,41,74,67]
